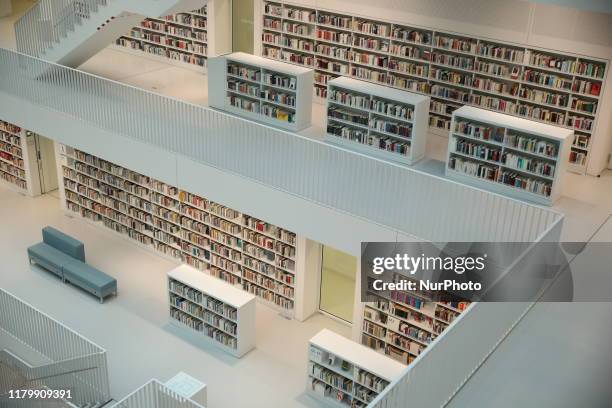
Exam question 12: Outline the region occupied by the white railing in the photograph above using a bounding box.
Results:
[0,289,111,407]
[0,48,562,244]
[369,219,563,408]
[14,0,108,58]
[113,379,205,408]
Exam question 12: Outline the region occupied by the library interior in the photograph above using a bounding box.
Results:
[1,0,612,407]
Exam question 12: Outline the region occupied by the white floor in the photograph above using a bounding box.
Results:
[0,185,351,407]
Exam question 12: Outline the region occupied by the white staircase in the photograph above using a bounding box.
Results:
[14,0,208,67]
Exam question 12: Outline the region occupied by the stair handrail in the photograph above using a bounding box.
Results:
[14,0,109,58]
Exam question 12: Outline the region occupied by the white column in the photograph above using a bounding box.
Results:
[294,237,322,321]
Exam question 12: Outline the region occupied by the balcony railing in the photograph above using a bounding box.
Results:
[0,289,111,407]
[113,379,205,408]
[0,48,562,244]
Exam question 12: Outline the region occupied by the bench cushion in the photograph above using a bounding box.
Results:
[62,260,117,296]
[42,227,85,262]
[27,243,72,276]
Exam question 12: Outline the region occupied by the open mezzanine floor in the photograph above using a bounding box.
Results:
[2,2,612,407]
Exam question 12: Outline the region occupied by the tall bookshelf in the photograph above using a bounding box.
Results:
[208,52,314,131]
[0,120,28,193]
[168,265,256,357]
[446,106,572,205]
[258,0,607,173]
[325,77,430,165]
[360,273,470,366]
[58,145,307,318]
[307,329,405,407]
[115,5,209,69]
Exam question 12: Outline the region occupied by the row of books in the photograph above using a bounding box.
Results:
[449,156,553,197]
[65,148,298,309]
[116,38,207,67]
[529,52,604,79]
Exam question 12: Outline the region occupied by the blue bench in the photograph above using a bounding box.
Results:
[27,227,117,303]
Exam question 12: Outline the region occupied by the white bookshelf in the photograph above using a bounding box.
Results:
[208,52,314,131]
[360,273,469,366]
[307,329,405,407]
[445,106,572,205]
[168,265,256,357]
[325,77,429,165]
[57,145,321,320]
[0,120,28,193]
[115,5,210,69]
[0,120,42,196]
[258,1,607,173]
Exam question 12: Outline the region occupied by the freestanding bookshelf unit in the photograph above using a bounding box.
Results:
[445,106,572,205]
[325,77,429,165]
[307,329,405,407]
[208,52,314,131]
[168,265,256,358]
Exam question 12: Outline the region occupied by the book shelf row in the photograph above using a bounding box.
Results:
[260,1,607,170]
[0,120,27,192]
[59,146,299,313]
[115,6,208,69]
[308,329,404,408]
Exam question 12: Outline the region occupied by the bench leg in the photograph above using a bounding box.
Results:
[99,297,104,304]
